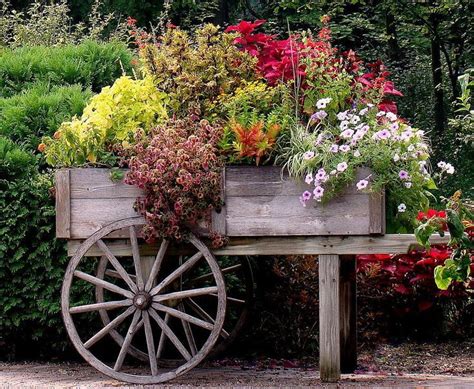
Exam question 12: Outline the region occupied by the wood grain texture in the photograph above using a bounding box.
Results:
[319,254,341,382]
[60,167,384,239]
[224,166,382,236]
[55,169,71,238]
[339,255,357,373]
[67,233,450,257]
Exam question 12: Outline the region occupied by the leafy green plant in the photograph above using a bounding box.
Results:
[41,75,169,167]
[0,40,132,97]
[0,83,91,153]
[415,191,474,290]
[136,23,257,118]
[218,80,294,164]
[0,136,35,178]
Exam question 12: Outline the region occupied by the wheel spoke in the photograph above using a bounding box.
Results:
[105,269,137,282]
[97,239,138,293]
[144,240,169,292]
[150,252,203,296]
[156,313,169,359]
[114,310,142,371]
[74,270,134,299]
[84,306,135,349]
[129,226,145,291]
[152,302,214,331]
[70,299,132,314]
[178,303,197,356]
[189,264,242,284]
[209,294,246,304]
[149,309,192,361]
[142,311,158,375]
[186,298,230,339]
[153,286,218,302]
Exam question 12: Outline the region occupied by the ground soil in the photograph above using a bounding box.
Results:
[1,341,473,388]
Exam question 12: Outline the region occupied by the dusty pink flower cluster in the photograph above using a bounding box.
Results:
[125,118,223,243]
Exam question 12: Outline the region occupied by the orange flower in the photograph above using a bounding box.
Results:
[53,131,61,139]
[37,143,46,152]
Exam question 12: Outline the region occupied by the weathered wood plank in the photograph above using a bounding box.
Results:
[70,198,140,239]
[67,234,450,257]
[224,166,381,236]
[369,191,385,234]
[319,254,341,382]
[225,194,371,236]
[340,255,357,373]
[225,166,372,197]
[69,168,141,199]
[55,169,71,238]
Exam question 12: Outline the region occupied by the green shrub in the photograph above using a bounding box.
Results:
[0,163,99,358]
[0,40,133,97]
[0,83,92,153]
[0,136,35,178]
[0,0,128,48]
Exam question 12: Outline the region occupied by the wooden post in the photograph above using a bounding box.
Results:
[340,255,357,373]
[319,254,340,382]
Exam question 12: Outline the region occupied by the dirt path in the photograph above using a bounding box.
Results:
[1,362,474,388]
[1,342,473,388]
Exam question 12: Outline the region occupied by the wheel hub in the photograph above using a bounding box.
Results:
[133,291,151,310]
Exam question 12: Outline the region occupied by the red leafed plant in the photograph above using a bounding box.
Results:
[357,245,473,315]
[125,118,224,245]
[226,17,402,113]
[230,120,281,165]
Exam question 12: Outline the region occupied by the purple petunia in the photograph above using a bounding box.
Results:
[399,170,410,180]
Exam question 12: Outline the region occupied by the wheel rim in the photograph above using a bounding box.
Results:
[61,217,226,384]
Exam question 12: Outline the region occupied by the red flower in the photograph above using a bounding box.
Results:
[126,16,137,27]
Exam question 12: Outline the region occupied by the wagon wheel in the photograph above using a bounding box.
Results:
[61,217,226,384]
[95,253,254,361]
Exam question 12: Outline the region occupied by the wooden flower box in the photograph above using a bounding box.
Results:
[55,166,385,240]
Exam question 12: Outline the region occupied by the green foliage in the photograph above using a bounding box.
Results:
[0,136,35,178]
[0,168,68,357]
[415,191,474,290]
[219,81,294,164]
[0,83,92,153]
[139,23,257,118]
[42,76,169,167]
[0,0,129,48]
[0,40,132,97]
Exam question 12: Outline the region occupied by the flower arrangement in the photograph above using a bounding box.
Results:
[279,102,438,229]
[41,17,458,244]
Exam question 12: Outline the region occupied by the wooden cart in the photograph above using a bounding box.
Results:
[56,166,446,384]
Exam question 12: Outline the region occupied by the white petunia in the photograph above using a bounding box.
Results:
[445,163,455,174]
[337,162,348,172]
[398,203,407,213]
[316,97,332,109]
[337,111,348,121]
[356,179,369,190]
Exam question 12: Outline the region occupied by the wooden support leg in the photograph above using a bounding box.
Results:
[319,254,340,382]
[340,255,357,373]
